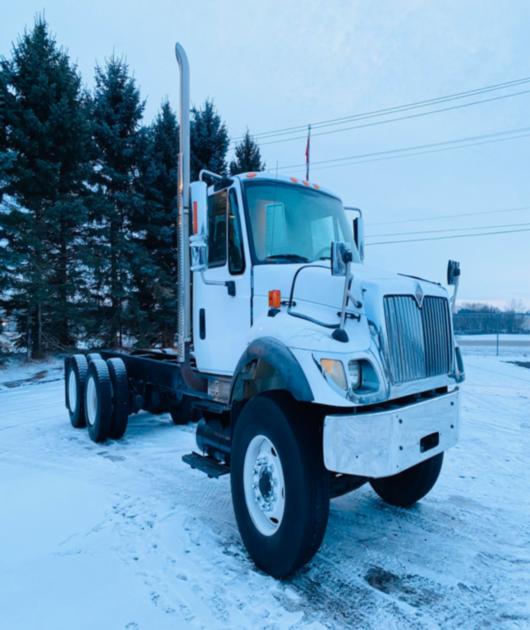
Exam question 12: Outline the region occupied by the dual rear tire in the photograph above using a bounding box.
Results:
[65,355,129,442]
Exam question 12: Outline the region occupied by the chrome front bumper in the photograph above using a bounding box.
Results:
[323,389,460,478]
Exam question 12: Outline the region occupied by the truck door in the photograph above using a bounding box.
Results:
[192,187,251,374]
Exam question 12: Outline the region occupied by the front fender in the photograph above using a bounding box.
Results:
[230,337,314,403]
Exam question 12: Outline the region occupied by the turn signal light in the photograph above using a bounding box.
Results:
[268,289,281,308]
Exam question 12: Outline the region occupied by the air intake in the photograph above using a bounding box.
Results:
[383,296,453,384]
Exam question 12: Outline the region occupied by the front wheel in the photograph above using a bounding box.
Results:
[231,394,329,578]
[369,453,444,508]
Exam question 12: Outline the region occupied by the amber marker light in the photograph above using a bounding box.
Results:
[192,200,198,234]
[268,290,282,308]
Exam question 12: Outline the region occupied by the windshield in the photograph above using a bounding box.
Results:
[244,180,359,264]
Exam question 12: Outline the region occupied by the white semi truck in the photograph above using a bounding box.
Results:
[64,44,464,578]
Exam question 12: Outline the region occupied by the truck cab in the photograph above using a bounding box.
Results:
[190,171,463,404]
[191,173,360,375]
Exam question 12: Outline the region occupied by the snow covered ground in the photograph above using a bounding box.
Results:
[1,349,529,629]
[456,334,530,358]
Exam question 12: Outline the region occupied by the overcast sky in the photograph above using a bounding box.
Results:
[3,1,530,307]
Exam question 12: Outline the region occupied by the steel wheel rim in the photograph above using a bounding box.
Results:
[243,434,286,536]
[86,375,97,426]
[68,369,77,412]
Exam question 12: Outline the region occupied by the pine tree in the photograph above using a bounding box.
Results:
[0,65,11,192]
[87,57,145,347]
[229,130,265,175]
[133,101,179,346]
[0,17,92,357]
[190,99,229,180]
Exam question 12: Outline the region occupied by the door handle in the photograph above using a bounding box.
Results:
[200,272,236,296]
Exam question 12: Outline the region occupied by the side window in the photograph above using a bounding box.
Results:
[207,190,227,267]
[228,190,245,275]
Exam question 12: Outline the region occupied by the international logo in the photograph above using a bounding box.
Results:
[414,283,424,308]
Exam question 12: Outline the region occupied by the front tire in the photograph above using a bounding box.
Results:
[231,394,329,578]
[369,453,444,507]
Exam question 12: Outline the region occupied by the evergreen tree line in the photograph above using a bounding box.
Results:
[0,18,265,357]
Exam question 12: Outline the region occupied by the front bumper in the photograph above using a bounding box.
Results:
[323,389,460,478]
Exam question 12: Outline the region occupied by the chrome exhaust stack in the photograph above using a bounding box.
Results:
[175,43,191,362]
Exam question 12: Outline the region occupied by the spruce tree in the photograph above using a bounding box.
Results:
[190,99,229,180]
[133,101,179,346]
[0,17,92,357]
[229,130,265,175]
[88,57,145,347]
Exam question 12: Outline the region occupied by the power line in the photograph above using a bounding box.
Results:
[231,75,530,142]
[369,204,530,226]
[368,221,530,238]
[276,124,530,172]
[366,226,530,246]
[310,130,530,171]
[259,88,530,146]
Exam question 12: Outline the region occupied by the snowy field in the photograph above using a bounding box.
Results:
[1,349,529,629]
[456,334,530,356]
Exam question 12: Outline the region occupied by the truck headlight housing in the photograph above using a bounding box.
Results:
[320,359,347,390]
[347,360,361,389]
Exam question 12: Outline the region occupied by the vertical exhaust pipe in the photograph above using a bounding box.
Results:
[175,43,191,362]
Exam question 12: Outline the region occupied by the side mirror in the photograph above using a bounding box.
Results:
[447,260,461,286]
[330,241,353,276]
[352,214,365,261]
[190,181,208,238]
[344,206,364,261]
[190,234,208,272]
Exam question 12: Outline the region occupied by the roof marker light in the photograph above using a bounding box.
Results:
[313,183,320,189]
[246,172,257,178]
[302,180,310,186]
[290,176,298,183]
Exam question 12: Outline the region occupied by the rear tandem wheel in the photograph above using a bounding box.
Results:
[84,358,113,443]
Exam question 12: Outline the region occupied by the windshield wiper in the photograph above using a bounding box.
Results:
[264,254,310,263]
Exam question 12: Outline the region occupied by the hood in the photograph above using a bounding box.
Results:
[252,262,449,355]
[253,261,447,312]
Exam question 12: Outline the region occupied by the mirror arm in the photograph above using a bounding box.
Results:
[450,276,460,314]
[332,263,353,342]
[199,169,223,182]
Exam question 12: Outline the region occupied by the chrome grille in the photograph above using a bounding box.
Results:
[384,296,452,384]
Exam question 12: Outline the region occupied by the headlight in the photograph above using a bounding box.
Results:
[320,359,347,390]
[348,360,361,389]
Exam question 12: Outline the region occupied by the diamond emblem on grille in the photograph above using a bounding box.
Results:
[414,283,424,308]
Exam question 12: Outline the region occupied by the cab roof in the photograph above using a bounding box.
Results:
[234,171,338,199]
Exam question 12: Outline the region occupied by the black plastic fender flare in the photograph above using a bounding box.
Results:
[230,337,314,404]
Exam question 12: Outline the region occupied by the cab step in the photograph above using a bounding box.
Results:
[182,451,230,478]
